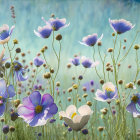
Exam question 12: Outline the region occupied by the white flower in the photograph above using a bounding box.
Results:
[59,105,93,131]
[95,82,118,102]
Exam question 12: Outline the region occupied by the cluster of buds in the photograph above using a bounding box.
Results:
[105,62,113,72]
[10,5,16,23]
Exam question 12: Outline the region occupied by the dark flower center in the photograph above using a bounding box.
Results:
[14,62,22,71]
[0,96,3,106]
[117,31,122,34]
[35,105,43,113]
[131,95,139,103]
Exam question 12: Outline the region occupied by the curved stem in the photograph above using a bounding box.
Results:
[92,47,102,79]
[119,31,139,63]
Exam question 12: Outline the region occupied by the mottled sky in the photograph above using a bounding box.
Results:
[0,0,140,81]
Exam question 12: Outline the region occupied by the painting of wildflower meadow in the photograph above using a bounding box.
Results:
[0,0,140,139]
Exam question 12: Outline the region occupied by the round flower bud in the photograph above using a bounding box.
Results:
[100,80,104,85]
[56,82,60,87]
[5,62,11,69]
[100,108,108,115]
[134,44,140,50]
[72,76,75,80]
[0,73,3,78]
[98,126,104,132]
[116,99,120,105]
[38,133,42,136]
[126,82,134,89]
[118,63,121,67]
[41,48,45,53]
[50,68,54,73]
[44,72,51,79]
[21,53,25,57]
[15,57,19,60]
[82,86,87,92]
[107,48,113,53]
[78,98,81,102]
[68,127,72,132]
[98,41,102,46]
[123,46,126,50]
[137,79,140,86]
[91,88,95,93]
[3,125,9,134]
[9,126,15,132]
[106,67,111,71]
[124,38,127,42]
[67,88,72,93]
[118,80,123,85]
[67,97,71,102]
[14,99,20,108]
[82,93,88,98]
[73,84,78,89]
[82,129,88,135]
[87,101,92,106]
[59,116,63,120]
[78,75,83,80]
[106,62,110,67]
[67,63,71,69]
[128,65,132,69]
[0,118,5,122]
[11,112,18,121]
[15,48,21,53]
[56,34,62,41]
[112,33,115,36]
[51,13,55,17]
[13,39,18,44]
[44,46,48,50]
[43,64,46,67]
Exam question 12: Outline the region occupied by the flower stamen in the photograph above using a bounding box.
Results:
[35,105,43,113]
[131,95,139,103]
[71,112,77,119]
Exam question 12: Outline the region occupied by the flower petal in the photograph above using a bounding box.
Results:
[22,96,35,109]
[41,93,54,107]
[29,112,44,127]
[48,103,58,115]
[0,104,5,116]
[29,91,41,106]
[78,105,93,116]
[17,105,35,121]
[7,85,15,98]
[66,105,77,117]
[0,79,6,97]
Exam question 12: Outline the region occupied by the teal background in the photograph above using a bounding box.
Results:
[0,0,140,86]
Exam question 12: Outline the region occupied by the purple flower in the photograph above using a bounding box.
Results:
[95,82,118,102]
[70,56,80,66]
[0,24,15,44]
[13,61,28,81]
[126,93,140,117]
[79,33,103,47]
[34,56,44,67]
[109,19,135,34]
[42,17,70,31]
[34,24,52,38]
[0,79,15,116]
[81,56,99,68]
[17,91,58,127]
